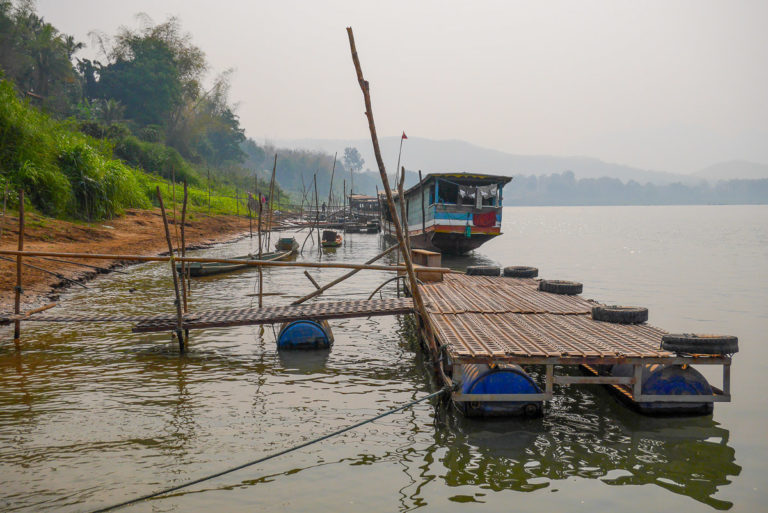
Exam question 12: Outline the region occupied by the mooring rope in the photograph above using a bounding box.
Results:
[89,386,449,513]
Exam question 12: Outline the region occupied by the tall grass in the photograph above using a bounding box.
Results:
[0,80,150,219]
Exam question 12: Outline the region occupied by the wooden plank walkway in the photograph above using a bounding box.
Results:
[419,273,673,362]
[8,299,414,333]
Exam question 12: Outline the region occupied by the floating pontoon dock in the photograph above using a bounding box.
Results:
[417,273,732,414]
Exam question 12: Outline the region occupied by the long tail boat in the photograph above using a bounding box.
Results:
[383,172,512,254]
[175,249,294,277]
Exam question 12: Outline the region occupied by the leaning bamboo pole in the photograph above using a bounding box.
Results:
[266,154,277,248]
[292,243,400,305]
[257,200,263,308]
[398,166,411,255]
[180,181,189,313]
[13,190,24,343]
[0,248,452,273]
[156,187,185,352]
[346,27,438,355]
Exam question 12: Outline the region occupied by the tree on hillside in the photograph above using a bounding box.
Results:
[343,146,364,194]
[0,0,82,113]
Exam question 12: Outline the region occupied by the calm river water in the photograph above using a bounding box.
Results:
[1,205,766,512]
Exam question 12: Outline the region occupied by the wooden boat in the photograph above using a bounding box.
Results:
[321,230,342,248]
[382,172,512,254]
[176,250,292,277]
[275,237,299,252]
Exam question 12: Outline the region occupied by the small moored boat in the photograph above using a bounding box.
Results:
[176,250,293,277]
[275,237,299,252]
[321,230,342,248]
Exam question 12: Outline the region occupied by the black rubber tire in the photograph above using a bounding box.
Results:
[591,305,648,324]
[538,279,583,295]
[503,266,539,278]
[661,334,738,355]
[466,266,500,276]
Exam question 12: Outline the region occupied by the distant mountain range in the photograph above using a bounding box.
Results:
[272,136,768,185]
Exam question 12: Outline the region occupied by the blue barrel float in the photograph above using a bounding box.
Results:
[610,363,713,415]
[277,320,334,350]
[458,363,543,417]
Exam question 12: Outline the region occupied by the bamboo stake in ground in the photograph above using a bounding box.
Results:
[328,152,337,215]
[156,187,186,352]
[346,27,437,355]
[13,189,24,344]
[292,243,400,305]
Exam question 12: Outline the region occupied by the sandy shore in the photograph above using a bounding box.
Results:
[0,209,253,310]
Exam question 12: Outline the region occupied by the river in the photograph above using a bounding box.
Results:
[1,204,765,512]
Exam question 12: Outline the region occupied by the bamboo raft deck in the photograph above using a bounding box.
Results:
[3,298,414,333]
[418,273,731,404]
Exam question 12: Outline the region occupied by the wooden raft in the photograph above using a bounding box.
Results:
[419,273,673,362]
[8,299,414,333]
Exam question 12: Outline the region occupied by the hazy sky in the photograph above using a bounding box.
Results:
[36,0,768,173]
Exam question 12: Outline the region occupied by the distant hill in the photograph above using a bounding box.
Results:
[694,160,768,181]
[273,136,694,185]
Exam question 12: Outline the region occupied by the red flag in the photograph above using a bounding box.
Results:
[402,131,408,140]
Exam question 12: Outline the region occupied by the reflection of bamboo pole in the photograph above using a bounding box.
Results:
[292,243,400,305]
[13,190,24,344]
[346,27,437,355]
[0,249,452,273]
[156,187,185,353]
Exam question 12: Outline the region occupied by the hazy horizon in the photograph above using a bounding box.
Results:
[36,0,768,174]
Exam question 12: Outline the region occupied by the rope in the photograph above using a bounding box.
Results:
[89,387,448,513]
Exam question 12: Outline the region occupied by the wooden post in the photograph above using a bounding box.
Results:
[303,270,321,290]
[346,27,437,355]
[419,170,426,240]
[156,187,186,352]
[13,190,24,344]
[235,188,239,217]
[342,179,346,232]
[257,200,263,308]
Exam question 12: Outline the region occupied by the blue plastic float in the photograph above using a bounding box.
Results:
[276,320,333,350]
[458,363,543,417]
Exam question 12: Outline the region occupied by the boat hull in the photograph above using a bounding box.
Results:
[383,220,501,254]
[176,250,293,277]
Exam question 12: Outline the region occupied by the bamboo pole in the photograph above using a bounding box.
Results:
[292,243,400,305]
[0,249,452,273]
[29,256,129,274]
[13,189,24,344]
[399,166,411,255]
[257,200,263,308]
[346,27,437,355]
[1,185,7,240]
[180,180,190,343]
[328,151,337,211]
[156,187,185,352]
[419,170,426,237]
[180,181,189,312]
[303,270,321,290]
[313,173,321,252]
[0,255,87,288]
[342,179,346,232]
[266,154,277,249]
